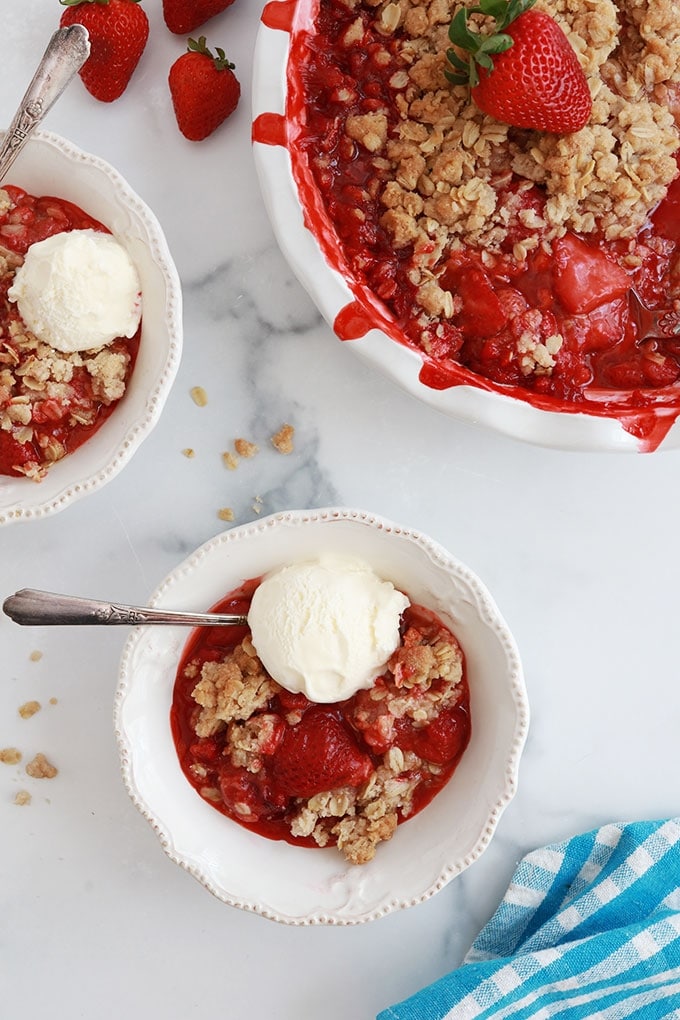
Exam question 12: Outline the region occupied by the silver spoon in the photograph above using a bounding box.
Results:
[630,289,680,343]
[0,24,90,184]
[3,589,248,627]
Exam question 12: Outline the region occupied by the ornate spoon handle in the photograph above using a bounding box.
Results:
[2,589,248,627]
[0,25,91,184]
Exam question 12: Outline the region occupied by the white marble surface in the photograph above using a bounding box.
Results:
[1,3,679,1017]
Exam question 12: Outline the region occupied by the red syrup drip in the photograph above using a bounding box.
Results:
[334,301,374,340]
[618,411,677,453]
[252,112,287,147]
[261,0,297,32]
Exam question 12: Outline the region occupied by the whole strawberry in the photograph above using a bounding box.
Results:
[59,0,149,103]
[169,37,240,141]
[269,708,373,800]
[163,0,235,36]
[446,0,592,134]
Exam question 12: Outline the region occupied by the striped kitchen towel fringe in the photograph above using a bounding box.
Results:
[378,818,680,1019]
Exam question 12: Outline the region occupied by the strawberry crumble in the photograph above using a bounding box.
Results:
[171,579,470,865]
[291,0,680,403]
[0,186,140,480]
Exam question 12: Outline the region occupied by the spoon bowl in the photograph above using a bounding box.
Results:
[630,288,680,342]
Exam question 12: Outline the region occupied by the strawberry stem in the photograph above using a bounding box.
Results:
[187,36,235,72]
[446,0,537,87]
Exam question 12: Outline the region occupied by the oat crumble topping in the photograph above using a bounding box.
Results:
[14,790,31,806]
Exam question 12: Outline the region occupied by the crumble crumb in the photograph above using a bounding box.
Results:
[190,386,208,407]
[190,640,277,737]
[29,650,43,662]
[222,451,239,470]
[49,697,58,705]
[252,495,263,514]
[271,423,295,454]
[234,438,259,458]
[84,349,129,403]
[181,447,195,458]
[18,700,41,719]
[25,752,58,779]
[0,747,22,765]
[217,507,235,522]
[14,790,31,806]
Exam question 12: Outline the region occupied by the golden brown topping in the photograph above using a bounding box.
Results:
[190,385,208,406]
[18,700,41,719]
[0,747,22,765]
[271,423,295,454]
[25,753,58,779]
[234,438,259,458]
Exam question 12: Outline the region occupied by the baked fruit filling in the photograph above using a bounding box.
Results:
[0,186,140,481]
[171,578,471,865]
[291,0,680,403]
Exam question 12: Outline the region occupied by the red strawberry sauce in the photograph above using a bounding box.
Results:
[170,578,471,850]
[262,0,680,449]
[0,186,140,477]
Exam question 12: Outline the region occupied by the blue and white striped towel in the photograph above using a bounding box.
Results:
[379,818,680,1019]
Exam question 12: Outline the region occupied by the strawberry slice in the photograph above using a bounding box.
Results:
[219,763,287,821]
[441,263,508,339]
[270,708,373,799]
[552,234,630,315]
[395,706,470,767]
[0,432,35,476]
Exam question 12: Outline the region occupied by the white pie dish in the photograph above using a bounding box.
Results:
[115,507,528,925]
[0,130,182,525]
[251,1,680,453]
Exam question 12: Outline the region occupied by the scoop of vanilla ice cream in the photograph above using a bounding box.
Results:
[247,555,410,703]
[8,229,142,353]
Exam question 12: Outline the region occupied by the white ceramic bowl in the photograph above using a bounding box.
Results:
[115,507,528,925]
[0,130,182,524]
[251,3,680,453]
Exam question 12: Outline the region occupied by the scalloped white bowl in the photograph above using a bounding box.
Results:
[115,507,528,925]
[0,130,182,525]
[251,1,680,453]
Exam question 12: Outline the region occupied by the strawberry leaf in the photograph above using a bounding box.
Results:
[187,35,235,71]
[448,8,479,49]
[470,0,511,19]
[479,32,514,55]
[446,0,536,88]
